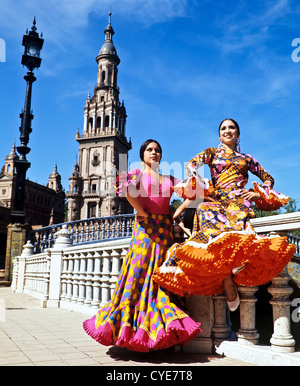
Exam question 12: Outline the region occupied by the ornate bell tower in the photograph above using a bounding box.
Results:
[67,12,132,221]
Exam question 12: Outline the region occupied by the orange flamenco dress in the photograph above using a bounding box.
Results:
[152,146,296,297]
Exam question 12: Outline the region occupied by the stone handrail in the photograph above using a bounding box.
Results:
[250,211,300,233]
[11,211,300,364]
[29,214,135,254]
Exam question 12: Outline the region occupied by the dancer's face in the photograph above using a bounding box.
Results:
[219,119,239,150]
[143,142,162,168]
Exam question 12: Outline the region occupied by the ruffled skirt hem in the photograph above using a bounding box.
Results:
[83,316,202,352]
[152,231,296,297]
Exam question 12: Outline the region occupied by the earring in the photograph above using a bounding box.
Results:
[218,138,223,148]
[236,137,241,152]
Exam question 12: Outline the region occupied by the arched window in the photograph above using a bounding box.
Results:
[101,70,105,83]
[97,116,101,131]
[88,117,93,132]
[105,115,109,127]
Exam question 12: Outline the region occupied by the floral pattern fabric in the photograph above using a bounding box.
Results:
[152,146,296,296]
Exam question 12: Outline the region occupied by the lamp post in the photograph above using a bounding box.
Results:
[10,17,44,224]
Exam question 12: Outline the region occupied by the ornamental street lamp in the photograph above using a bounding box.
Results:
[10,17,44,224]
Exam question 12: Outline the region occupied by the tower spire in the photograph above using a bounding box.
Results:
[67,14,132,220]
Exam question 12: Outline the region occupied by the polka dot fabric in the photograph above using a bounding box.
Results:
[83,214,202,352]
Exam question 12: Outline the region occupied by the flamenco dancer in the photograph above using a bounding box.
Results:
[83,139,202,352]
[153,119,296,312]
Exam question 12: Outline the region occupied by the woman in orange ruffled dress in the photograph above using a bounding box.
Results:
[152,119,296,311]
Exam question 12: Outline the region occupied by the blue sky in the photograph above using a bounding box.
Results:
[0,0,300,207]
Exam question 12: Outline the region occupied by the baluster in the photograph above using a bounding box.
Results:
[41,232,47,251]
[121,217,126,237]
[236,286,260,345]
[53,226,59,245]
[127,217,133,236]
[80,221,85,243]
[47,229,53,249]
[71,257,80,303]
[35,232,41,253]
[111,218,116,239]
[91,251,102,309]
[101,219,105,239]
[65,256,74,302]
[74,225,79,244]
[116,217,121,238]
[120,247,128,265]
[105,218,110,239]
[85,252,94,307]
[85,221,90,242]
[268,266,295,352]
[70,224,74,243]
[109,249,121,297]
[212,293,231,345]
[90,221,95,241]
[95,221,100,241]
[100,250,111,306]
[78,253,87,304]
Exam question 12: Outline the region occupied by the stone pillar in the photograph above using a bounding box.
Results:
[92,112,96,134]
[15,240,34,293]
[183,295,214,353]
[268,266,295,353]
[212,293,231,346]
[42,250,51,308]
[236,286,260,345]
[21,239,34,256]
[5,223,30,282]
[83,111,88,134]
[47,225,73,308]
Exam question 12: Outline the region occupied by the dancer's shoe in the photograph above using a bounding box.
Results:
[232,264,246,275]
[227,293,240,312]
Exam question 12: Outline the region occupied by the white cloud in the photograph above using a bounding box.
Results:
[213,0,292,54]
[0,0,190,38]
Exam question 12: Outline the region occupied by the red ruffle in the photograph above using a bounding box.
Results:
[83,315,202,352]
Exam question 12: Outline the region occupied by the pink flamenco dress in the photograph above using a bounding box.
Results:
[83,169,202,352]
[152,146,296,297]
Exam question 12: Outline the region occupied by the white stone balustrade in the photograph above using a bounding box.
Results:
[12,227,131,316]
[11,212,300,364]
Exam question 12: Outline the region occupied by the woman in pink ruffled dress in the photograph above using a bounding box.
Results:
[83,139,202,352]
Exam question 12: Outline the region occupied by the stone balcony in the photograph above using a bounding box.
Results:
[11,211,300,366]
